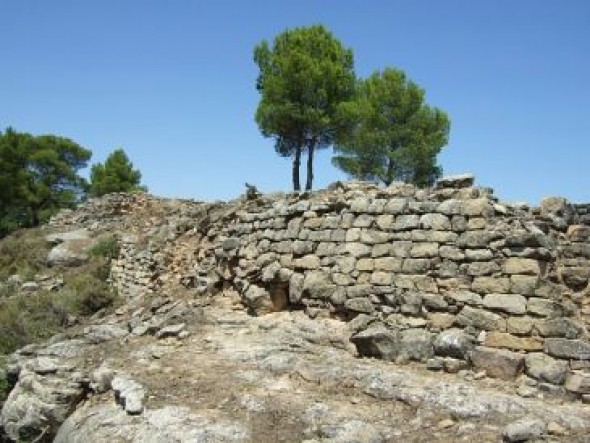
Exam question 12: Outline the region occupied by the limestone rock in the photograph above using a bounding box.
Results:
[455,306,506,331]
[345,297,375,314]
[525,353,568,385]
[433,329,474,360]
[350,325,399,361]
[502,417,546,442]
[536,317,583,338]
[482,293,527,315]
[503,258,541,275]
[565,371,590,394]
[484,331,543,351]
[436,173,474,189]
[469,346,525,380]
[400,328,434,362]
[111,376,146,415]
[543,338,590,360]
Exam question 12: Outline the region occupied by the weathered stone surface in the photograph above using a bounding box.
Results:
[433,329,474,360]
[46,229,95,266]
[503,258,541,275]
[455,306,506,331]
[293,254,320,270]
[525,353,569,385]
[469,346,525,380]
[482,293,527,315]
[502,417,546,442]
[428,313,456,329]
[536,317,583,338]
[392,215,420,231]
[509,275,538,295]
[420,213,450,230]
[344,297,375,314]
[439,245,464,260]
[155,323,186,339]
[436,173,474,189]
[1,371,85,441]
[567,224,590,242]
[370,271,393,286]
[400,329,434,362]
[350,325,399,361]
[461,198,492,217]
[506,316,535,336]
[112,376,146,415]
[243,285,272,313]
[410,242,439,258]
[446,290,482,306]
[565,371,590,394]
[471,277,510,294]
[302,271,336,300]
[345,242,372,258]
[544,338,590,360]
[527,297,564,317]
[464,261,500,276]
[484,331,543,351]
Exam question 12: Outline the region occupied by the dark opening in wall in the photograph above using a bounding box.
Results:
[269,282,289,312]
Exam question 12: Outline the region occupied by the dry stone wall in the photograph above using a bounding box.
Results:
[211,175,590,395]
[46,177,590,397]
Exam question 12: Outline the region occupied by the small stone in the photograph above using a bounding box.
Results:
[155,323,186,339]
[473,371,486,380]
[547,421,567,436]
[426,358,444,371]
[437,419,455,429]
[502,417,546,442]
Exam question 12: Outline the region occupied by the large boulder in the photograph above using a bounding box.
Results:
[46,229,96,266]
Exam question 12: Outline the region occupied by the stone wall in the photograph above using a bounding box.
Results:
[48,176,590,396]
[209,175,590,395]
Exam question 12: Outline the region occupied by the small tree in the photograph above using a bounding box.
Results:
[333,68,450,187]
[89,148,144,197]
[0,128,91,233]
[254,25,356,191]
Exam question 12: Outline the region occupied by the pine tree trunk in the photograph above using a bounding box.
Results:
[305,142,315,191]
[385,155,395,186]
[293,147,301,191]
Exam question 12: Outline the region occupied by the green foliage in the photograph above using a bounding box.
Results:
[0,229,119,357]
[0,128,91,237]
[89,148,144,197]
[89,235,120,260]
[0,293,64,355]
[0,229,48,281]
[254,25,356,191]
[333,68,450,187]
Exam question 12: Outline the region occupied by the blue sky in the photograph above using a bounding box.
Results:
[1,1,589,203]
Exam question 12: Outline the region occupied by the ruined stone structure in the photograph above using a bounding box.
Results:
[3,175,590,442]
[86,175,590,393]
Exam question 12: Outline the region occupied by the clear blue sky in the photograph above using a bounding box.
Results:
[1,1,589,203]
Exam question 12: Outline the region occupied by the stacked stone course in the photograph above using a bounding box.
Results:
[215,175,590,395]
[47,176,590,397]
